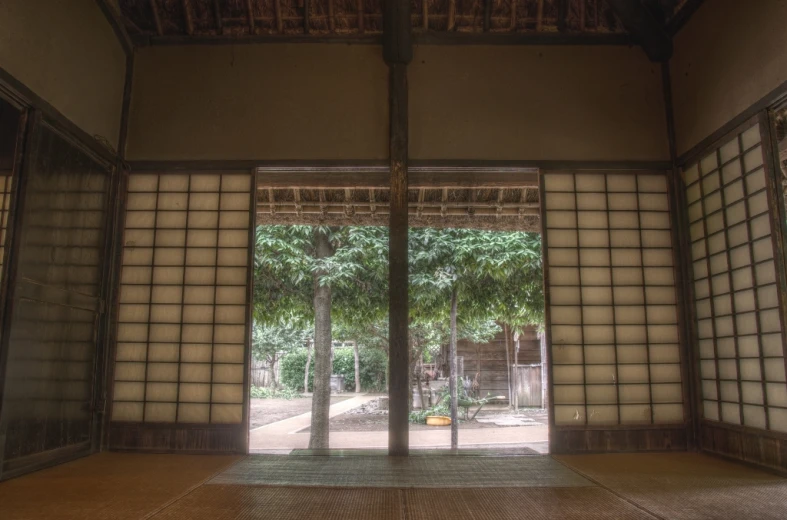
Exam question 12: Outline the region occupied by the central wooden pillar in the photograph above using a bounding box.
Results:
[384,0,412,456]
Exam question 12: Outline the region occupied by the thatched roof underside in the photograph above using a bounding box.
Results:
[120,0,692,39]
[257,186,541,232]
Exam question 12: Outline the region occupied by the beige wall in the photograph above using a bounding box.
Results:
[671,0,787,157]
[126,45,388,161]
[410,45,669,161]
[0,0,127,147]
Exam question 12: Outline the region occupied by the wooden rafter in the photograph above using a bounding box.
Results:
[255,201,540,215]
[468,188,476,217]
[369,188,376,216]
[519,188,528,219]
[274,0,283,33]
[556,0,569,32]
[246,0,255,34]
[118,0,699,40]
[255,186,541,231]
[293,188,302,216]
[213,0,223,35]
[344,188,354,216]
[150,0,164,35]
[182,0,194,34]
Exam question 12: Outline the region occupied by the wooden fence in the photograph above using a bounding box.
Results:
[251,357,280,388]
[512,364,543,407]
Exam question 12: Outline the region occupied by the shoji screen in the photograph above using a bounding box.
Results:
[544,172,684,428]
[684,123,787,432]
[1,117,112,476]
[112,173,252,426]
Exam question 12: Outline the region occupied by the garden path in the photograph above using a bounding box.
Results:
[249,394,549,452]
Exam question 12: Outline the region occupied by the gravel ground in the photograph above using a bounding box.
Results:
[249,396,351,429]
[302,401,548,433]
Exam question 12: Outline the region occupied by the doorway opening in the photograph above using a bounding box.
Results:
[249,175,548,454]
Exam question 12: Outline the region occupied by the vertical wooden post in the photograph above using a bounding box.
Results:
[384,0,412,457]
[388,62,409,455]
[662,62,699,449]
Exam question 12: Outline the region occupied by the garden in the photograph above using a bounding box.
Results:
[252,225,545,450]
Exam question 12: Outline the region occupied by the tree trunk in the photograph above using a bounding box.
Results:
[540,330,548,410]
[416,357,427,410]
[449,285,459,450]
[304,342,312,392]
[503,324,514,408]
[354,342,361,393]
[513,330,520,411]
[418,352,427,409]
[309,228,333,449]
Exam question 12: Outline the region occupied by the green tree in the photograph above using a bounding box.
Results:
[409,228,542,448]
[254,225,543,449]
[252,321,312,388]
[254,225,390,449]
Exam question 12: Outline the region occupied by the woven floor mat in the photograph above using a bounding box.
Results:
[150,485,654,520]
[405,487,655,520]
[555,452,787,520]
[0,452,241,520]
[209,454,592,488]
[290,447,541,456]
[151,485,402,520]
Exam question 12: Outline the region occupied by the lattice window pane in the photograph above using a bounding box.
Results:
[683,123,787,432]
[545,172,683,426]
[112,174,251,424]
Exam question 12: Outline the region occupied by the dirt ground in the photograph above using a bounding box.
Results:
[303,407,549,433]
[249,396,351,429]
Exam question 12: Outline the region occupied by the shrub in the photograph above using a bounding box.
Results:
[279,347,388,392]
[408,401,451,424]
[280,349,313,392]
[249,385,302,399]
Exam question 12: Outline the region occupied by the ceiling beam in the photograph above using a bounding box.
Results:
[255,170,540,189]
[605,0,672,62]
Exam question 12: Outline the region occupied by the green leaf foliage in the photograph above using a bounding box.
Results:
[280,347,388,393]
[255,224,544,374]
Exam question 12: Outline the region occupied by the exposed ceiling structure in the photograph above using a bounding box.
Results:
[119,0,701,51]
[257,180,541,232]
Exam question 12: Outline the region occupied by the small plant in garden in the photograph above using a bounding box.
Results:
[249,385,302,400]
[409,401,452,424]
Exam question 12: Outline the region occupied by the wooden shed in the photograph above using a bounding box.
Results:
[457,326,540,402]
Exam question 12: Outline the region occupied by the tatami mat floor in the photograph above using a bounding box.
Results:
[1,451,785,519]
